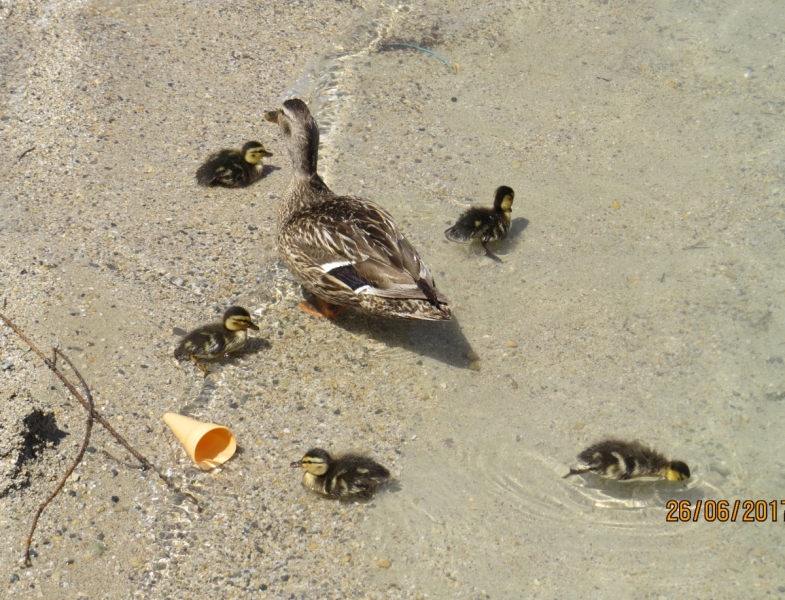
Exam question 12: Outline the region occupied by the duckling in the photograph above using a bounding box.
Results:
[195,141,272,188]
[564,439,690,481]
[290,448,391,498]
[445,186,515,262]
[174,306,259,374]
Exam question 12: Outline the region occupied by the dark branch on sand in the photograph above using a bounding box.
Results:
[23,349,95,566]
[0,311,200,565]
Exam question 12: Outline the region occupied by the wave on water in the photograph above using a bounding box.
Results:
[282,1,408,176]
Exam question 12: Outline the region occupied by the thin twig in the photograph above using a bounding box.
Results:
[682,242,709,250]
[1,311,157,471]
[0,310,200,560]
[23,349,94,566]
[17,147,35,161]
[102,450,144,470]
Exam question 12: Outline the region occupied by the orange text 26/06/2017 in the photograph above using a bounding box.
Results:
[666,500,785,523]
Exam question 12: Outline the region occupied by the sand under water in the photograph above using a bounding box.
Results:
[2,0,784,598]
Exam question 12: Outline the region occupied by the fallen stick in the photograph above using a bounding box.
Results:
[22,349,94,566]
[0,311,200,564]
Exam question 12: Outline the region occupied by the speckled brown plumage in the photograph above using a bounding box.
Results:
[264,99,450,321]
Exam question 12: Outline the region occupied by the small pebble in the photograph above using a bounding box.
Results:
[465,352,479,360]
[469,361,482,372]
[511,160,522,169]
[340,555,351,563]
[377,559,392,569]
[87,542,105,557]
[505,341,518,348]
[611,200,621,210]
[0,361,13,371]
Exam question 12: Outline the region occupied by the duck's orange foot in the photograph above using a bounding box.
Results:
[298,298,346,320]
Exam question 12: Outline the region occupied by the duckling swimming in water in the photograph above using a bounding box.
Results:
[445,185,515,262]
[174,306,259,374]
[196,141,272,188]
[290,448,391,498]
[564,439,690,481]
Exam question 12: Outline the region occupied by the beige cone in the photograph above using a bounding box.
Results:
[162,413,237,470]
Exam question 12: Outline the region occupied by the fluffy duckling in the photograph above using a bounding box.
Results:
[174,306,259,373]
[196,141,272,188]
[445,186,515,261]
[564,439,690,481]
[290,448,391,498]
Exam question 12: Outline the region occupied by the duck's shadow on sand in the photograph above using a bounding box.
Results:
[335,312,475,369]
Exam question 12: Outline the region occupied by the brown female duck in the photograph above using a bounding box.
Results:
[264,99,450,321]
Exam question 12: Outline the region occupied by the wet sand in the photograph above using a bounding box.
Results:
[1,1,416,597]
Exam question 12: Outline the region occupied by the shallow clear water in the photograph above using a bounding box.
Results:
[294,0,785,596]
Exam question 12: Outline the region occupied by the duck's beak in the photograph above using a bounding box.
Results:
[262,150,273,157]
[264,110,279,123]
[290,460,303,468]
[248,322,260,331]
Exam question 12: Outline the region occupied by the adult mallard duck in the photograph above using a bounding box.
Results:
[174,306,259,374]
[195,141,272,188]
[263,99,450,321]
[445,186,514,262]
[290,448,391,498]
[563,439,691,481]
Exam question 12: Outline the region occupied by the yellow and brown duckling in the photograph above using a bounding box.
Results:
[174,306,259,374]
[264,99,450,321]
[445,186,515,262]
[564,439,690,482]
[195,141,272,188]
[290,448,391,498]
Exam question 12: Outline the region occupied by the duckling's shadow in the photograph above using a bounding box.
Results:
[237,337,272,355]
[507,217,529,240]
[204,337,271,372]
[382,479,403,494]
[335,313,476,369]
[261,164,281,178]
[462,217,529,262]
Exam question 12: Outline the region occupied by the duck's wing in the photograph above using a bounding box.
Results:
[284,195,447,304]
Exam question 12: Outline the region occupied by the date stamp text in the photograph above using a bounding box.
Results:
[666,500,785,523]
